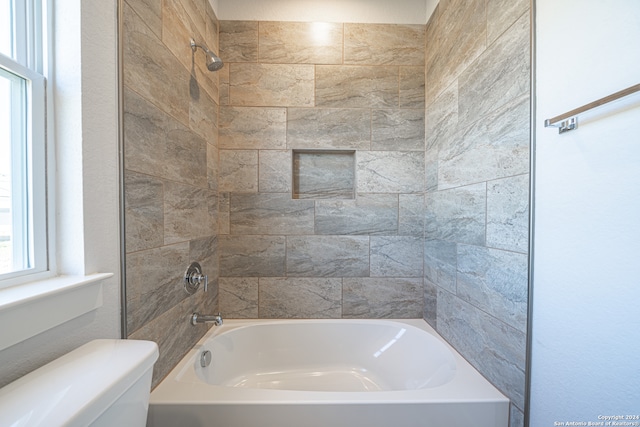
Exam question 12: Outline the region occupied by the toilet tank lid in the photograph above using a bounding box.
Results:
[0,339,159,427]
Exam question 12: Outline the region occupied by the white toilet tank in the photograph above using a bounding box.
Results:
[0,339,159,427]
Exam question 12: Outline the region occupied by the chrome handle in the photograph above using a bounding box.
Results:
[184,262,208,295]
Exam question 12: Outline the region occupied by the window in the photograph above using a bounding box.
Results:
[0,0,48,288]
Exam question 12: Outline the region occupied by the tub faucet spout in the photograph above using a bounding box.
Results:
[190,313,223,326]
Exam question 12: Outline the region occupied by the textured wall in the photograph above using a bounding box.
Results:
[217,21,426,319]
[423,1,530,426]
[122,0,220,387]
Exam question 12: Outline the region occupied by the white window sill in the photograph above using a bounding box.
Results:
[0,273,113,351]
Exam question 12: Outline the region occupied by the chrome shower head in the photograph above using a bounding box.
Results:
[190,38,224,72]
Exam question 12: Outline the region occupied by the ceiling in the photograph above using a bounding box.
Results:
[212,0,439,25]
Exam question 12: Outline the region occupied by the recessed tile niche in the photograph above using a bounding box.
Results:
[292,150,356,199]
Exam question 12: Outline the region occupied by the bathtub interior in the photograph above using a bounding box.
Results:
[190,320,457,392]
[149,319,510,427]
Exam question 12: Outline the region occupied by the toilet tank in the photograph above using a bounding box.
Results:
[0,339,159,427]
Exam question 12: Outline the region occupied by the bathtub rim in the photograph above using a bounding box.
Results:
[150,318,509,406]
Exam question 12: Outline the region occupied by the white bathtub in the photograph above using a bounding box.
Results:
[148,319,509,427]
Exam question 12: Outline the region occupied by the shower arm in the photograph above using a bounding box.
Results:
[190,38,210,54]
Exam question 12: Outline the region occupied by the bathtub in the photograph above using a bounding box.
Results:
[148,319,509,427]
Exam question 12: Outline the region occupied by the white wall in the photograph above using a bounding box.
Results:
[0,0,121,387]
[214,0,438,24]
[530,1,640,423]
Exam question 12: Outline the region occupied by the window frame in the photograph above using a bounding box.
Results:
[0,0,50,289]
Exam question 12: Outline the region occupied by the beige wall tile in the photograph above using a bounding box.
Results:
[123,2,189,125]
[287,108,371,150]
[126,0,161,39]
[259,21,343,64]
[487,0,529,44]
[425,0,487,103]
[220,20,258,62]
[219,150,258,192]
[344,23,425,65]
[219,106,286,149]
[400,66,426,108]
[259,150,291,193]
[230,63,315,107]
[315,65,398,108]
[371,109,425,151]
[164,181,216,244]
[124,88,207,188]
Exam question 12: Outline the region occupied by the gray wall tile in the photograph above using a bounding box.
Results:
[218,192,230,235]
[219,235,286,277]
[123,3,189,125]
[259,21,343,64]
[259,278,342,318]
[287,108,371,150]
[487,0,529,48]
[424,278,437,328]
[126,0,162,39]
[126,242,190,333]
[399,66,426,108]
[286,236,370,277]
[164,181,216,245]
[398,194,424,236]
[229,63,314,107]
[315,194,398,235]
[124,171,164,253]
[438,94,530,190]
[219,277,258,318]
[124,0,219,390]
[124,88,207,188]
[357,151,424,193]
[219,150,258,192]
[229,193,315,235]
[510,405,525,427]
[424,239,457,293]
[457,244,528,332]
[219,20,258,62]
[259,150,291,193]
[425,183,486,245]
[487,174,530,253]
[370,236,424,277]
[437,289,526,410]
[344,24,425,65]
[425,0,486,103]
[190,90,218,142]
[219,106,286,149]
[425,1,531,418]
[458,11,530,124]
[343,278,423,318]
[371,109,425,151]
[315,65,398,108]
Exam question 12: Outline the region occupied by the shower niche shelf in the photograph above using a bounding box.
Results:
[292,150,355,199]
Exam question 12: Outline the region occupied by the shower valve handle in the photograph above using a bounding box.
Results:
[184,262,208,294]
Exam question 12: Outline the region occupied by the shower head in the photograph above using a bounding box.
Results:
[190,38,224,72]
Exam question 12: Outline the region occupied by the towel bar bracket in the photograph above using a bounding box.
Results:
[545,117,578,134]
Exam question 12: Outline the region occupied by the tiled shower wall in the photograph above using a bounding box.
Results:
[122,0,220,387]
[423,0,530,425]
[216,21,427,318]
